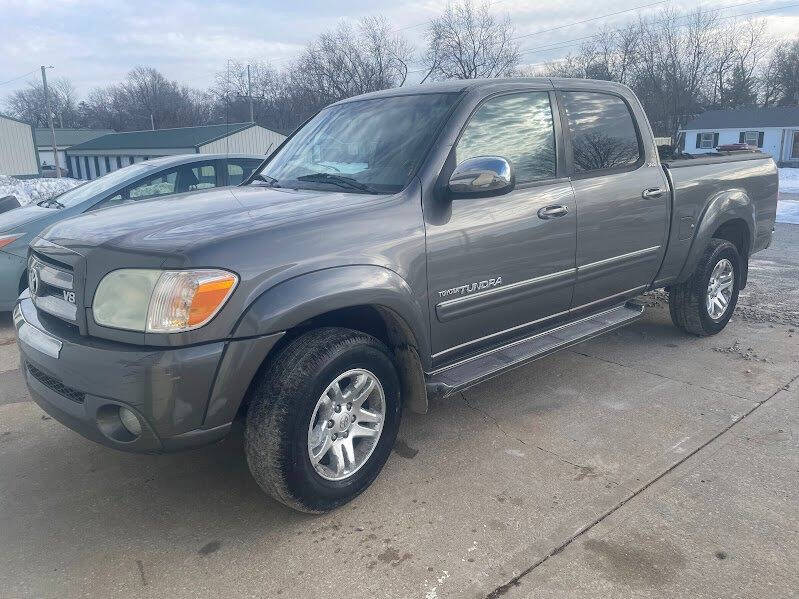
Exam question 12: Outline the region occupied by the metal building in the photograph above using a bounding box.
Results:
[34,128,114,175]
[65,123,285,180]
[0,114,39,179]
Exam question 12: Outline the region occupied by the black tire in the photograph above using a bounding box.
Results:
[669,239,741,336]
[245,327,401,513]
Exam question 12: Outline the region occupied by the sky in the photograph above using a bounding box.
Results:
[1,0,798,99]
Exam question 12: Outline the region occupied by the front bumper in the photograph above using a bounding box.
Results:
[15,294,283,453]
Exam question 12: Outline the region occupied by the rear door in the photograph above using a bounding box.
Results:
[425,89,577,362]
[560,89,670,308]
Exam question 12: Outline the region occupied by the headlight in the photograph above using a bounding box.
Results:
[93,269,238,333]
[0,233,25,250]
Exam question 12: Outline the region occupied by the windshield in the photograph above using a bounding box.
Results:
[252,92,459,194]
[46,162,160,208]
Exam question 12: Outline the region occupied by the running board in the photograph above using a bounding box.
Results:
[426,301,644,398]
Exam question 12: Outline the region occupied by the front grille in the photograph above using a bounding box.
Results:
[28,254,78,324]
[26,363,85,404]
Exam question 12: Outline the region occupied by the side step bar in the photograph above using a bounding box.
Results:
[426,301,644,398]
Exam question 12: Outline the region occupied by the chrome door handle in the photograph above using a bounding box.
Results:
[537,205,569,219]
[642,187,666,199]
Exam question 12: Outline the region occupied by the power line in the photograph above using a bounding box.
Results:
[518,0,797,58]
[517,0,768,56]
[405,0,788,73]
[512,0,669,40]
[0,69,38,87]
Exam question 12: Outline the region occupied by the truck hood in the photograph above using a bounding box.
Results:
[0,204,55,233]
[40,185,386,254]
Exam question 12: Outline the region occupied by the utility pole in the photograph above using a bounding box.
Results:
[247,64,254,123]
[40,65,61,178]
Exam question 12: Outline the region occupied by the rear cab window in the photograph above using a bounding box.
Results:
[560,91,641,175]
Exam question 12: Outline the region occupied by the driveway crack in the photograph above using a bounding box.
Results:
[484,372,799,599]
[460,392,626,487]
[569,350,754,401]
[460,391,527,447]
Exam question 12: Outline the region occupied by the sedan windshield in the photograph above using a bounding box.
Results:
[44,162,158,208]
[252,92,460,194]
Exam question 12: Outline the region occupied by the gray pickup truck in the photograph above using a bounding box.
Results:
[15,78,778,513]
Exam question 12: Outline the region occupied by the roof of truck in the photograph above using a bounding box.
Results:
[334,78,632,104]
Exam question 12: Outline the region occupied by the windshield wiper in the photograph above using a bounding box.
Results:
[250,173,280,187]
[37,198,64,209]
[296,173,376,194]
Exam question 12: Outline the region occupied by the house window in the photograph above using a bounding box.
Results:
[94,156,101,177]
[740,130,763,147]
[84,156,91,179]
[700,132,716,149]
[116,156,122,169]
[74,156,82,179]
[104,156,111,172]
[792,132,799,159]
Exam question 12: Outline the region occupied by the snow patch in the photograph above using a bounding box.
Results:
[779,167,799,193]
[777,199,799,224]
[0,175,82,206]
[775,169,799,224]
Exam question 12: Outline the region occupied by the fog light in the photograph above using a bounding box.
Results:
[119,407,142,436]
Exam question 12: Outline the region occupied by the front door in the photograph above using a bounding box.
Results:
[560,89,670,308]
[424,90,577,362]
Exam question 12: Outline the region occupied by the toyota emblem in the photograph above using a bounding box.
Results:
[29,267,39,295]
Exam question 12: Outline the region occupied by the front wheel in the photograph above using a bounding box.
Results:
[669,239,741,336]
[245,327,401,513]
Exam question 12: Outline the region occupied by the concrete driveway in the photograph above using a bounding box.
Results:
[1,225,797,599]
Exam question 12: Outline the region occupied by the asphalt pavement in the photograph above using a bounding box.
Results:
[0,224,797,599]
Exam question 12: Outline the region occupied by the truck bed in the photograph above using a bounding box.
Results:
[654,152,779,287]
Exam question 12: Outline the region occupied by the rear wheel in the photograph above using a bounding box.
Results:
[245,327,401,513]
[669,239,741,336]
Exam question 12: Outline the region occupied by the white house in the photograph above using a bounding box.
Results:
[0,113,39,178]
[35,128,114,175]
[680,106,799,166]
[65,123,286,180]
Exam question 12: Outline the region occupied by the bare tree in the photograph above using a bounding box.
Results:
[535,7,773,137]
[5,78,80,128]
[761,38,799,106]
[290,16,412,108]
[422,0,519,81]
[80,67,211,131]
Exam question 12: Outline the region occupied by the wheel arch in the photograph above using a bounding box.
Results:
[231,265,430,415]
[676,190,755,287]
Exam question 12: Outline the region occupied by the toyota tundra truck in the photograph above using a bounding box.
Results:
[14,78,778,513]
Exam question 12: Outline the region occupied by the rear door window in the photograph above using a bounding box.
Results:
[561,91,641,174]
[128,170,178,200]
[177,162,217,192]
[226,159,261,185]
[456,91,557,183]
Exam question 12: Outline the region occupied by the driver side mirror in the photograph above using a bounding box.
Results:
[448,156,514,198]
